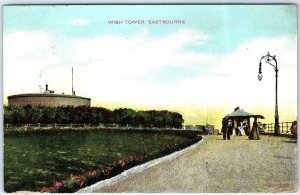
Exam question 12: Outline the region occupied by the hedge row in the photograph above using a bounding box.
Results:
[4,105,184,129]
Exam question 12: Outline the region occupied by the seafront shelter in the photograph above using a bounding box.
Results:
[225,107,264,136]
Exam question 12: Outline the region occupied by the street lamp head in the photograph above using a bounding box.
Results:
[258,73,263,81]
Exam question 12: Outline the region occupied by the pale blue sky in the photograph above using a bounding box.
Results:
[4,5,296,53]
[3,5,297,126]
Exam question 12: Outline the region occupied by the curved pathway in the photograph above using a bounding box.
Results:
[95,135,297,193]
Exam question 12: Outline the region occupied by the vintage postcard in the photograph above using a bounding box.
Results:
[2,4,297,193]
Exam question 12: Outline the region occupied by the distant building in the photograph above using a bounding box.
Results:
[195,125,205,132]
[205,124,215,134]
[8,84,91,107]
[183,124,215,134]
[182,125,195,130]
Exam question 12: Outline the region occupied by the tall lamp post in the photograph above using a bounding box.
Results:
[257,52,280,136]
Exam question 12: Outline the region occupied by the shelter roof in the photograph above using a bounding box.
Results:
[226,108,264,119]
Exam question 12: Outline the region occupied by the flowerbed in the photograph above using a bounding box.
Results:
[39,154,148,193]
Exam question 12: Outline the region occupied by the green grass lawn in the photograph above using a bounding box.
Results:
[4,129,198,192]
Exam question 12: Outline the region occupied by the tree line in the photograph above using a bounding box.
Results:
[4,105,184,128]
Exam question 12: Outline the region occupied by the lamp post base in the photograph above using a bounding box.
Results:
[274,128,280,136]
[274,117,280,136]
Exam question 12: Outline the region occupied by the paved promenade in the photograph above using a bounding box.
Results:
[95,135,297,193]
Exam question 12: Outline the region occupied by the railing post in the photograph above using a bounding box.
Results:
[264,121,294,135]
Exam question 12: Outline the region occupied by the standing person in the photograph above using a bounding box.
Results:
[291,120,297,140]
[242,122,247,135]
[227,123,233,140]
[240,122,246,136]
[221,117,228,140]
[249,118,260,140]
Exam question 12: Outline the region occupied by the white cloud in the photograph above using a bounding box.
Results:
[213,36,297,108]
[3,31,63,95]
[148,28,208,50]
[69,28,210,81]
[3,28,297,126]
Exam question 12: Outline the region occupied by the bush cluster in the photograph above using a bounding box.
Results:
[4,105,184,129]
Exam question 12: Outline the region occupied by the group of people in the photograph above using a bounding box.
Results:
[221,117,260,140]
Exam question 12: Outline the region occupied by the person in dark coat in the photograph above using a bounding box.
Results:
[227,123,233,140]
[249,118,260,140]
[221,117,228,140]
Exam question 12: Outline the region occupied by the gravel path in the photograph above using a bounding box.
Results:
[95,135,297,193]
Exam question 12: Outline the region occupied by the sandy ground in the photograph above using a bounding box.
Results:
[94,135,297,193]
